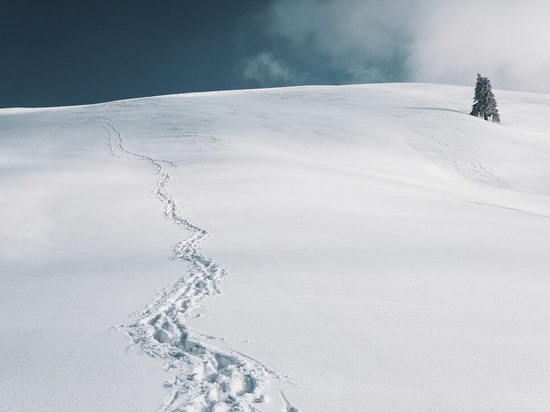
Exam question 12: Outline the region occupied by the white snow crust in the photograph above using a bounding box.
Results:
[1,83,550,411]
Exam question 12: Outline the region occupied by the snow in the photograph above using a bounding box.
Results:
[1,83,550,411]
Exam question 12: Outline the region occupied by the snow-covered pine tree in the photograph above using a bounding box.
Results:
[470,73,500,122]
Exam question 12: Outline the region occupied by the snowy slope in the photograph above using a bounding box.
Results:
[1,84,550,411]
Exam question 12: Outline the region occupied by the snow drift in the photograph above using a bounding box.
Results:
[1,83,550,411]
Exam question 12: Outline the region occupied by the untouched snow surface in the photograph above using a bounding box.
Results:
[1,84,550,411]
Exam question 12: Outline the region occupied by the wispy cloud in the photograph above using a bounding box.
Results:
[239,0,416,87]
[241,52,303,86]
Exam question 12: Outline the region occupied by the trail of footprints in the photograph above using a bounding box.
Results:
[97,110,294,411]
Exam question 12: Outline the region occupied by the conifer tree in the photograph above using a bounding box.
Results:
[470,74,500,122]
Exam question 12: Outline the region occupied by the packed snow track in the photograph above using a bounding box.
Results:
[96,111,294,411]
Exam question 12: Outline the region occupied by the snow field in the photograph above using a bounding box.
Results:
[1,83,550,411]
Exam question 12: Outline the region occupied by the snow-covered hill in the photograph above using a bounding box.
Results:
[1,84,550,411]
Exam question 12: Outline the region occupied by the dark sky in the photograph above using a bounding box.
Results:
[0,0,416,108]
[0,0,276,107]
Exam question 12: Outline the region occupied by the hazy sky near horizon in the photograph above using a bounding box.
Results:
[1,0,548,107]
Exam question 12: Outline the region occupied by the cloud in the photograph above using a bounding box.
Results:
[241,52,303,86]
[240,0,418,86]
[240,0,550,93]
[409,0,550,93]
